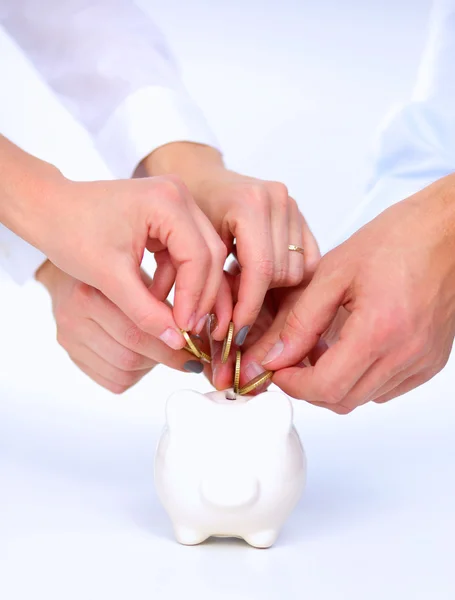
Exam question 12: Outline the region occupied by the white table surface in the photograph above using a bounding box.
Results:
[3,1,454,598]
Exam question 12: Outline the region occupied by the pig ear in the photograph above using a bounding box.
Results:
[245,390,293,434]
[165,389,212,429]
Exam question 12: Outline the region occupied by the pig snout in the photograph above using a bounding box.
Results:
[199,471,260,509]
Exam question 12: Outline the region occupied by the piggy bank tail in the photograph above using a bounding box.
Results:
[200,473,260,509]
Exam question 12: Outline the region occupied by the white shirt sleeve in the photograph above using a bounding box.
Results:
[334,0,455,243]
[0,0,220,284]
[0,0,220,179]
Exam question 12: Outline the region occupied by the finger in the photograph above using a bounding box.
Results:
[373,369,435,404]
[269,186,289,287]
[89,294,204,373]
[240,286,302,378]
[208,316,235,390]
[149,250,176,302]
[71,349,151,390]
[300,210,321,280]
[185,202,227,334]
[231,209,274,339]
[100,260,186,350]
[370,360,428,403]
[260,268,347,370]
[271,316,377,404]
[83,319,156,371]
[150,195,220,332]
[72,359,149,394]
[285,198,305,287]
[211,273,234,342]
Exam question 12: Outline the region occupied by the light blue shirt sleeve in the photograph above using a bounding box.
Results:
[335,0,455,243]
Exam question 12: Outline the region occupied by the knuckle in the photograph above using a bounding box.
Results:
[285,306,307,336]
[242,185,269,208]
[114,368,138,388]
[124,324,145,349]
[406,334,432,362]
[56,331,69,350]
[272,264,287,285]
[318,381,343,405]
[256,257,274,281]
[214,240,228,264]
[109,382,128,395]
[157,176,187,204]
[282,266,304,287]
[268,181,289,206]
[368,306,412,352]
[287,270,305,287]
[119,349,143,371]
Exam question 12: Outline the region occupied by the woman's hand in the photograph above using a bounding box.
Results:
[137,142,321,346]
[36,261,208,393]
[0,137,228,349]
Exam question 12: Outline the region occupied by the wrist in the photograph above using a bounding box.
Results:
[0,139,68,251]
[135,142,226,198]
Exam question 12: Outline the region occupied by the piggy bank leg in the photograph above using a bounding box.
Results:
[173,524,208,546]
[244,529,279,549]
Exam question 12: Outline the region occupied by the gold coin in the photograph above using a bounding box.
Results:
[221,321,234,364]
[234,350,241,394]
[181,330,201,359]
[238,370,273,396]
[200,350,212,363]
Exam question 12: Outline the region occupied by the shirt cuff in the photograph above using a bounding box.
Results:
[95,85,221,179]
[332,174,443,247]
[0,224,46,285]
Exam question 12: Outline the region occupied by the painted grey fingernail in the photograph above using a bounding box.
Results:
[183,360,204,374]
[235,325,250,346]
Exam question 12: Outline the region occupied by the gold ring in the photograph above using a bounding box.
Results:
[288,244,304,255]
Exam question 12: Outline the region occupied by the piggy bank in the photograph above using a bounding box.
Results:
[154,388,306,548]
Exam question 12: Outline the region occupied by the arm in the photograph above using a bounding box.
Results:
[0,0,219,284]
[239,0,455,408]
[0,133,227,346]
[335,0,455,244]
[0,0,219,179]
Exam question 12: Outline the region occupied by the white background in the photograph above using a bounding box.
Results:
[2,1,455,599]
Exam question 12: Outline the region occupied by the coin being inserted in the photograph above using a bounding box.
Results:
[238,370,273,396]
[181,330,202,359]
[221,321,234,364]
[234,350,241,394]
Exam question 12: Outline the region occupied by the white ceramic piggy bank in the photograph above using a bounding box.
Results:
[154,388,306,548]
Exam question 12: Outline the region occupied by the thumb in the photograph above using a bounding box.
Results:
[100,260,186,350]
[260,272,347,370]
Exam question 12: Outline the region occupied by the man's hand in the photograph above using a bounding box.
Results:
[36,261,207,393]
[242,174,455,412]
[137,142,321,345]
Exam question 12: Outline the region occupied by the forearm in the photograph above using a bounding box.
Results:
[0,135,62,251]
[137,142,224,186]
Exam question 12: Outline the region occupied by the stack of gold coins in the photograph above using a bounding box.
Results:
[180,321,273,396]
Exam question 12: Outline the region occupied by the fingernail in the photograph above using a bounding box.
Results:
[262,340,284,365]
[244,362,265,381]
[183,360,204,374]
[235,325,250,346]
[159,327,184,350]
[212,365,219,388]
[187,312,197,331]
[209,313,218,334]
[194,314,209,334]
